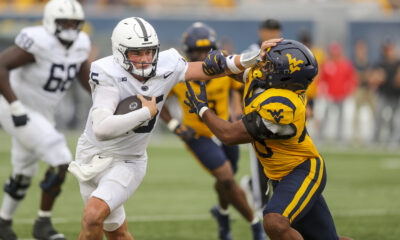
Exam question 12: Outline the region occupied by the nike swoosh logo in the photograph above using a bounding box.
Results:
[163,72,173,79]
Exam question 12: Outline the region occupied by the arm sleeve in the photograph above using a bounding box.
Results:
[89,62,151,141]
[92,107,151,141]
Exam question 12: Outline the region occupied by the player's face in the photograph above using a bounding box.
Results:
[127,49,154,69]
[55,19,82,30]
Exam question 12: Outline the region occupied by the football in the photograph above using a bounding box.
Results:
[114,95,152,115]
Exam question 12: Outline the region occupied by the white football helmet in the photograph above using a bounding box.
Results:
[111,17,160,78]
[43,0,85,42]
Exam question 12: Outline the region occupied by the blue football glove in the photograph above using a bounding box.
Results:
[202,50,227,76]
[174,124,196,142]
[184,81,209,118]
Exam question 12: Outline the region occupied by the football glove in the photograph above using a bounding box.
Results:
[202,50,227,76]
[184,81,208,118]
[175,124,196,141]
[167,118,196,141]
[10,100,29,127]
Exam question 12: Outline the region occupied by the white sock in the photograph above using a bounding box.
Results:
[0,193,21,220]
[218,206,230,216]
[38,210,52,218]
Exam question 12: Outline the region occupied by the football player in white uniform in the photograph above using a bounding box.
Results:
[69,17,281,239]
[0,0,91,239]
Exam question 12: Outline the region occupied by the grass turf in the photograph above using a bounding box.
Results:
[0,130,399,239]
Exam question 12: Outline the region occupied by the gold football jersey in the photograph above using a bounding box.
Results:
[171,76,242,137]
[243,66,320,180]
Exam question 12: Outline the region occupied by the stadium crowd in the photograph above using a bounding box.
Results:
[1,0,400,13]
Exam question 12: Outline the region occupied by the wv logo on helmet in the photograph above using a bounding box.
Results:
[286,53,304,74]
[267,109,284,123]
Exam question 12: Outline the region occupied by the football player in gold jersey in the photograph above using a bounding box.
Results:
[185,40,352,240]
[160,22,266,240]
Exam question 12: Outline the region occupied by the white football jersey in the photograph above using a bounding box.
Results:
[80,48,188,159]
[10,26,91,124]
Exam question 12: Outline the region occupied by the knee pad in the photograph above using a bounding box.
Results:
[40,165,68,197]
[4,175,32,200]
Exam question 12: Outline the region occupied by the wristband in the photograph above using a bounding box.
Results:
[199,107,209,118]
[226,55,241,74]
[167,118,180,131]
[10,100,26,116]
[239,49,261,68]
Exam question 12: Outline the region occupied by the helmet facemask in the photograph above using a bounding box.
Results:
[55,19,84,43]
[186,47,213,62]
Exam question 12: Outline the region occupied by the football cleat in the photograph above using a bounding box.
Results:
[210,205,233,240]
[32,217,66,240]
[251,221,267,240]
[0,218,17,240]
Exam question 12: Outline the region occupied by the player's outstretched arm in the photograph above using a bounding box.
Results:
[184,38,283,82]
[185,81,252,145]
[0,45,35,127]
[0,45,35,103]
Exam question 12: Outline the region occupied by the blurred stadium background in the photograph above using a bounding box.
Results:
[1,0,400,239]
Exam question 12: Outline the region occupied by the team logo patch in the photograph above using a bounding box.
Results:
[129,102,139,110]
[267,109,284,123]
[286,53,304,74]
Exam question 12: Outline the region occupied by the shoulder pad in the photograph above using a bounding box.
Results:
[90,57,117,87]
[73,31,91,53]
[158,48,187,71]
[15,26,50,55]
[257,95,296,124]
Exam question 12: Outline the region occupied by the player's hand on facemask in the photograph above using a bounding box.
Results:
[202,50,227,76]
[184,81,209,118]
[138,95,158,118]
[10,100,29,127]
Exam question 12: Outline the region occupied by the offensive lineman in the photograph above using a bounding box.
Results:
[0,0,91,239]
[68,17,281,239]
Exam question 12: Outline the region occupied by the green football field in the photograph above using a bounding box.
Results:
[0,129,400,239]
